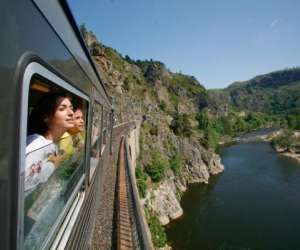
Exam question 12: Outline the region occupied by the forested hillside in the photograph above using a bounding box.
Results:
[214,68,300,114]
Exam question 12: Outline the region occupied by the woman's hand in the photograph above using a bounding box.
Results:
[48,154,64,167]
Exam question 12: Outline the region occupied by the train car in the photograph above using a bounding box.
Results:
[0,0,113,249]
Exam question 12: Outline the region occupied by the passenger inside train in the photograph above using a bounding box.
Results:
[24,77,88,247]
[59,107,85,157]
[25,92,74,193]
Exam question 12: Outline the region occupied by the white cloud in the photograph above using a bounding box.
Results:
[270,19,280,32]
[271,19,279,28]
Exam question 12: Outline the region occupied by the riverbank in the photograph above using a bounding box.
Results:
[281,152,300,162]
[272,145,300,163]
[267,129,300,163]
[166,141,300,250]
[222,128,300,163]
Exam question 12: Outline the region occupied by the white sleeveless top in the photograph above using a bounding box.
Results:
[25,134,58,192]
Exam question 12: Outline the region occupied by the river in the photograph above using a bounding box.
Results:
[166,140,300,250]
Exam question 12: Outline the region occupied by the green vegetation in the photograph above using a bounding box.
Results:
[139,133,144,159]
[159,100,167,111]
[196,111,210,130]
[286,114,300,130]
[170,73,206,97]
[146,150,169,182]
[195,110,284,150]
[203,127,220,150]
[271,129,297,152]
[104,46,125,72]
[145,208,168,248]
[169,93,179,107]
[149,124,158,136]
[79,24,88,38]
[141,122,158,136]
[170,112,193,137]
[135,165,147,198]
[57,151,84,179]
[176,188,183,201]
[221,68,300,114]
[169,153,183,174]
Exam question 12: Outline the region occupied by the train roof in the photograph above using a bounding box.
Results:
[32,0,112,108]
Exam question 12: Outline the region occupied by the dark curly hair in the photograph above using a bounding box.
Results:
[27,92,71,136]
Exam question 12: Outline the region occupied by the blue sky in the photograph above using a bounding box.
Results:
[68,0,300,89]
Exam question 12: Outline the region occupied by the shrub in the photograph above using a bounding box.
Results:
[287,115,300,129]
[170,113,193,137]
[145,209,167,248]
[233,116,248,134]
[159,101,167,111]
[176,188,183,201]
[271,129,296,151]
[170,153,182,174]
[135,165,147,198]
[203,127,219,150]
[149,125,158,136]
[139,133,144,158]
[146,150,169,182]
[213,116,233,136]
[196,111,210,130]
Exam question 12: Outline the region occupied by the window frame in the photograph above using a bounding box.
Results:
[101,108,110,154]
[19,61,90,250]
[88,100,103,183]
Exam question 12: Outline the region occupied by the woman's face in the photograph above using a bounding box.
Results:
[73,109,85,132]
[48,97,74,133]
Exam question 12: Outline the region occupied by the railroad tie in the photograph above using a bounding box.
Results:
[117,138,134,250]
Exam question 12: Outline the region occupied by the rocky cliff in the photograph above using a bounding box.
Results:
[81,28,224,235]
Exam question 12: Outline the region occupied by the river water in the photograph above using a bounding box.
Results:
[166,141,300,250]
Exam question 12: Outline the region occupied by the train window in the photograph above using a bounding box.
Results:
[21,64,88,249]
[89,102,102,181]
[101,110,107,150]
[107,111,112,146]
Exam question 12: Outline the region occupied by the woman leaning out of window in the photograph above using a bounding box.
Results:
[25,92,74,194]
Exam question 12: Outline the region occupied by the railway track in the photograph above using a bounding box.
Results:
[116,137,134,250]
[92,122,153,250]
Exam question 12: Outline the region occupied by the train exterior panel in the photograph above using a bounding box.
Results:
[0,0,112,249]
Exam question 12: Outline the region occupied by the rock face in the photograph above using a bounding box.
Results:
[143,138,224,225]
[81,29,224,228]
[140,123,224,225]
[145,178,183,225]
[144,152,224,226]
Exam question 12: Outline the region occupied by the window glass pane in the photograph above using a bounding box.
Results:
[102,110,108,146]
[90,103,102,180]
[24,77,87,249]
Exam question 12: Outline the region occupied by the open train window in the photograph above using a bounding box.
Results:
[102,109,109,152]
[89,102,102,181]
[20,62,89,249]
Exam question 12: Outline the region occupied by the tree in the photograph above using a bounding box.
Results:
[287,115,300,130]
[233,116,248,133]
[196,111,210,130]
[271,129,297,152]
[203,127,219,150]
[79,24,88,38]
[146,150,169,182]
[170,113,192,137]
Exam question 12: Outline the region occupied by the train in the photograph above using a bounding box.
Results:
[0,0,116,249]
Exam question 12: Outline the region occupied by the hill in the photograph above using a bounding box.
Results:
[214,68,300,114]
[80,27,224,248]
